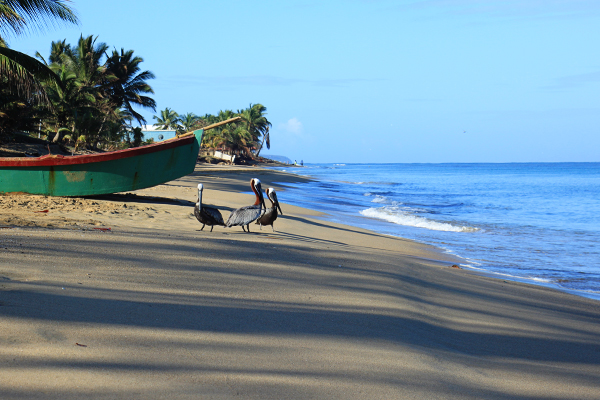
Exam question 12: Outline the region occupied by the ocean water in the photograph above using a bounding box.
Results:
[267,163,600,301]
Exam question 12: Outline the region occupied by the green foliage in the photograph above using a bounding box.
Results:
[32,35,156,148]
[185,104,271,159]
[0,0,78,37]
[0,0,79,106]
[0,83,39,138]
[131,126,144,147]
[152,107,179,130]
[178,112,199,133]
[1,1,274,155]
[1,0,155,151]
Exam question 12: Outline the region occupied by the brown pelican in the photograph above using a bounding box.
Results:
[194,183,225,232]
[256,188,283,231]
[225,178,266,232]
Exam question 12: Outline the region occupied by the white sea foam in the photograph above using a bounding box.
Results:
[371,195,389,204]
[360,207,479,232]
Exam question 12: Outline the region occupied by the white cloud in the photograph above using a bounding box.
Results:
[279,118,303,135]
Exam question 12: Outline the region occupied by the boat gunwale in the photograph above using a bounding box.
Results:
[0,133,198,168]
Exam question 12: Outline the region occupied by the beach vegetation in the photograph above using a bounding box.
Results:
[1,34,156,150]
[0,0,78,107]
[1,2,275,157]
[152,107,180,131]
[178,112,199,133]
[0,2,160,151]
[36,35,156,148]
[168,104,272,160]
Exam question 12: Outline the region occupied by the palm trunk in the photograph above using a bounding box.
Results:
[52,124,61,143]
[255,135,266,157]
[93,115,107,149]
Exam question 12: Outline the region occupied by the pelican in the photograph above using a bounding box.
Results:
[194,183,225,232]
[256,188,283,231]
[225,178,266,232]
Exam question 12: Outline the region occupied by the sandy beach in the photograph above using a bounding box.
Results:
[1,164,599,399]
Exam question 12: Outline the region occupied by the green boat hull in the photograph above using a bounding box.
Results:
[0,130,202,197]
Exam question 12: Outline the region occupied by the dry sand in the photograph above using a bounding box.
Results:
[1,164,599,399]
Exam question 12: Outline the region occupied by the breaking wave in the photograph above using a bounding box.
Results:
[360,207,479,232]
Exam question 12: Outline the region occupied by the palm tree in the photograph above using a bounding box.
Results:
[0,0,78,37]
[223,124,253,155]
[47,38,74,64]
[43,62,90,142]
[0,44,56,106]
[153,107,179,130]
[239,103,271,157]
[0,0,78,103]
[71,35,108,91]
[0,85,38,136]
[38,35,108,142]
[178,112,199,133]
[104,48,156,126]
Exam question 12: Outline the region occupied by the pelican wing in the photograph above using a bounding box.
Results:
[226,205,263,227]
[202,206,225,226]
[256,207,277,225]
[195,204,224,226]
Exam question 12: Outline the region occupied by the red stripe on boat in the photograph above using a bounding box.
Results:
[0,135,195,167]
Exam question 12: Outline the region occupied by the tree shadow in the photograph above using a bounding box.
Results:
[2,283,600,365]
[2,228,600,373]
[86,193,196,208]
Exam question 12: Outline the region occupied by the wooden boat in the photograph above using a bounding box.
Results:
[0,130,203,197]
[0,117,242,197]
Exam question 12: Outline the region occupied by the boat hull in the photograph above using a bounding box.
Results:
[0,130,202,197]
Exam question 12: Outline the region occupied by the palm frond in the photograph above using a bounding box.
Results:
[0,46,55,103]
[1,0,79,36]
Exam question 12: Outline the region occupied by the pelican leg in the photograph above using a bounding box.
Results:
[271,225,275,232]
[201,224,205,231]
[246,224,251,233]
[210,225,214,232]
[242,226,247,232]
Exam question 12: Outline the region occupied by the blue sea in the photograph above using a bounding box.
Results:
[267,163,600,301]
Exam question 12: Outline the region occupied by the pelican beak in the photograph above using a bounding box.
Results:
[272,192,283,215]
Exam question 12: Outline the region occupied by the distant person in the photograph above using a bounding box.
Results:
[300,160,303,166]
[294,160,297,165]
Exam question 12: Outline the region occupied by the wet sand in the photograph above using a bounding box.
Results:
[1,164,599,399]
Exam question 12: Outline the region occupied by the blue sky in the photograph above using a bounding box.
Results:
[8,0,600,163]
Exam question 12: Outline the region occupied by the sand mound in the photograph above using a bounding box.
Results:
[0,193,168,229]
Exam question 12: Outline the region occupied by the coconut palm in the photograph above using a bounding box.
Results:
[178,112,199,133]
[104,48,156,126]
[0,0,78,103]
[39,35,109,142]
[43,62,90,141]
[0,85,38,136]
[0,44,56,106]
[0,0,78,37]
[153,107,180,130]
[46,38,74,64]
[239,103,271,157]
[70,35,108,90]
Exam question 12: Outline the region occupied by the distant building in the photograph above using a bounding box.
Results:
[141,125,176,142]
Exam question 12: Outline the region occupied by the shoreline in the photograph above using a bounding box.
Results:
[261,163,600,303]
[1,163,600,399]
